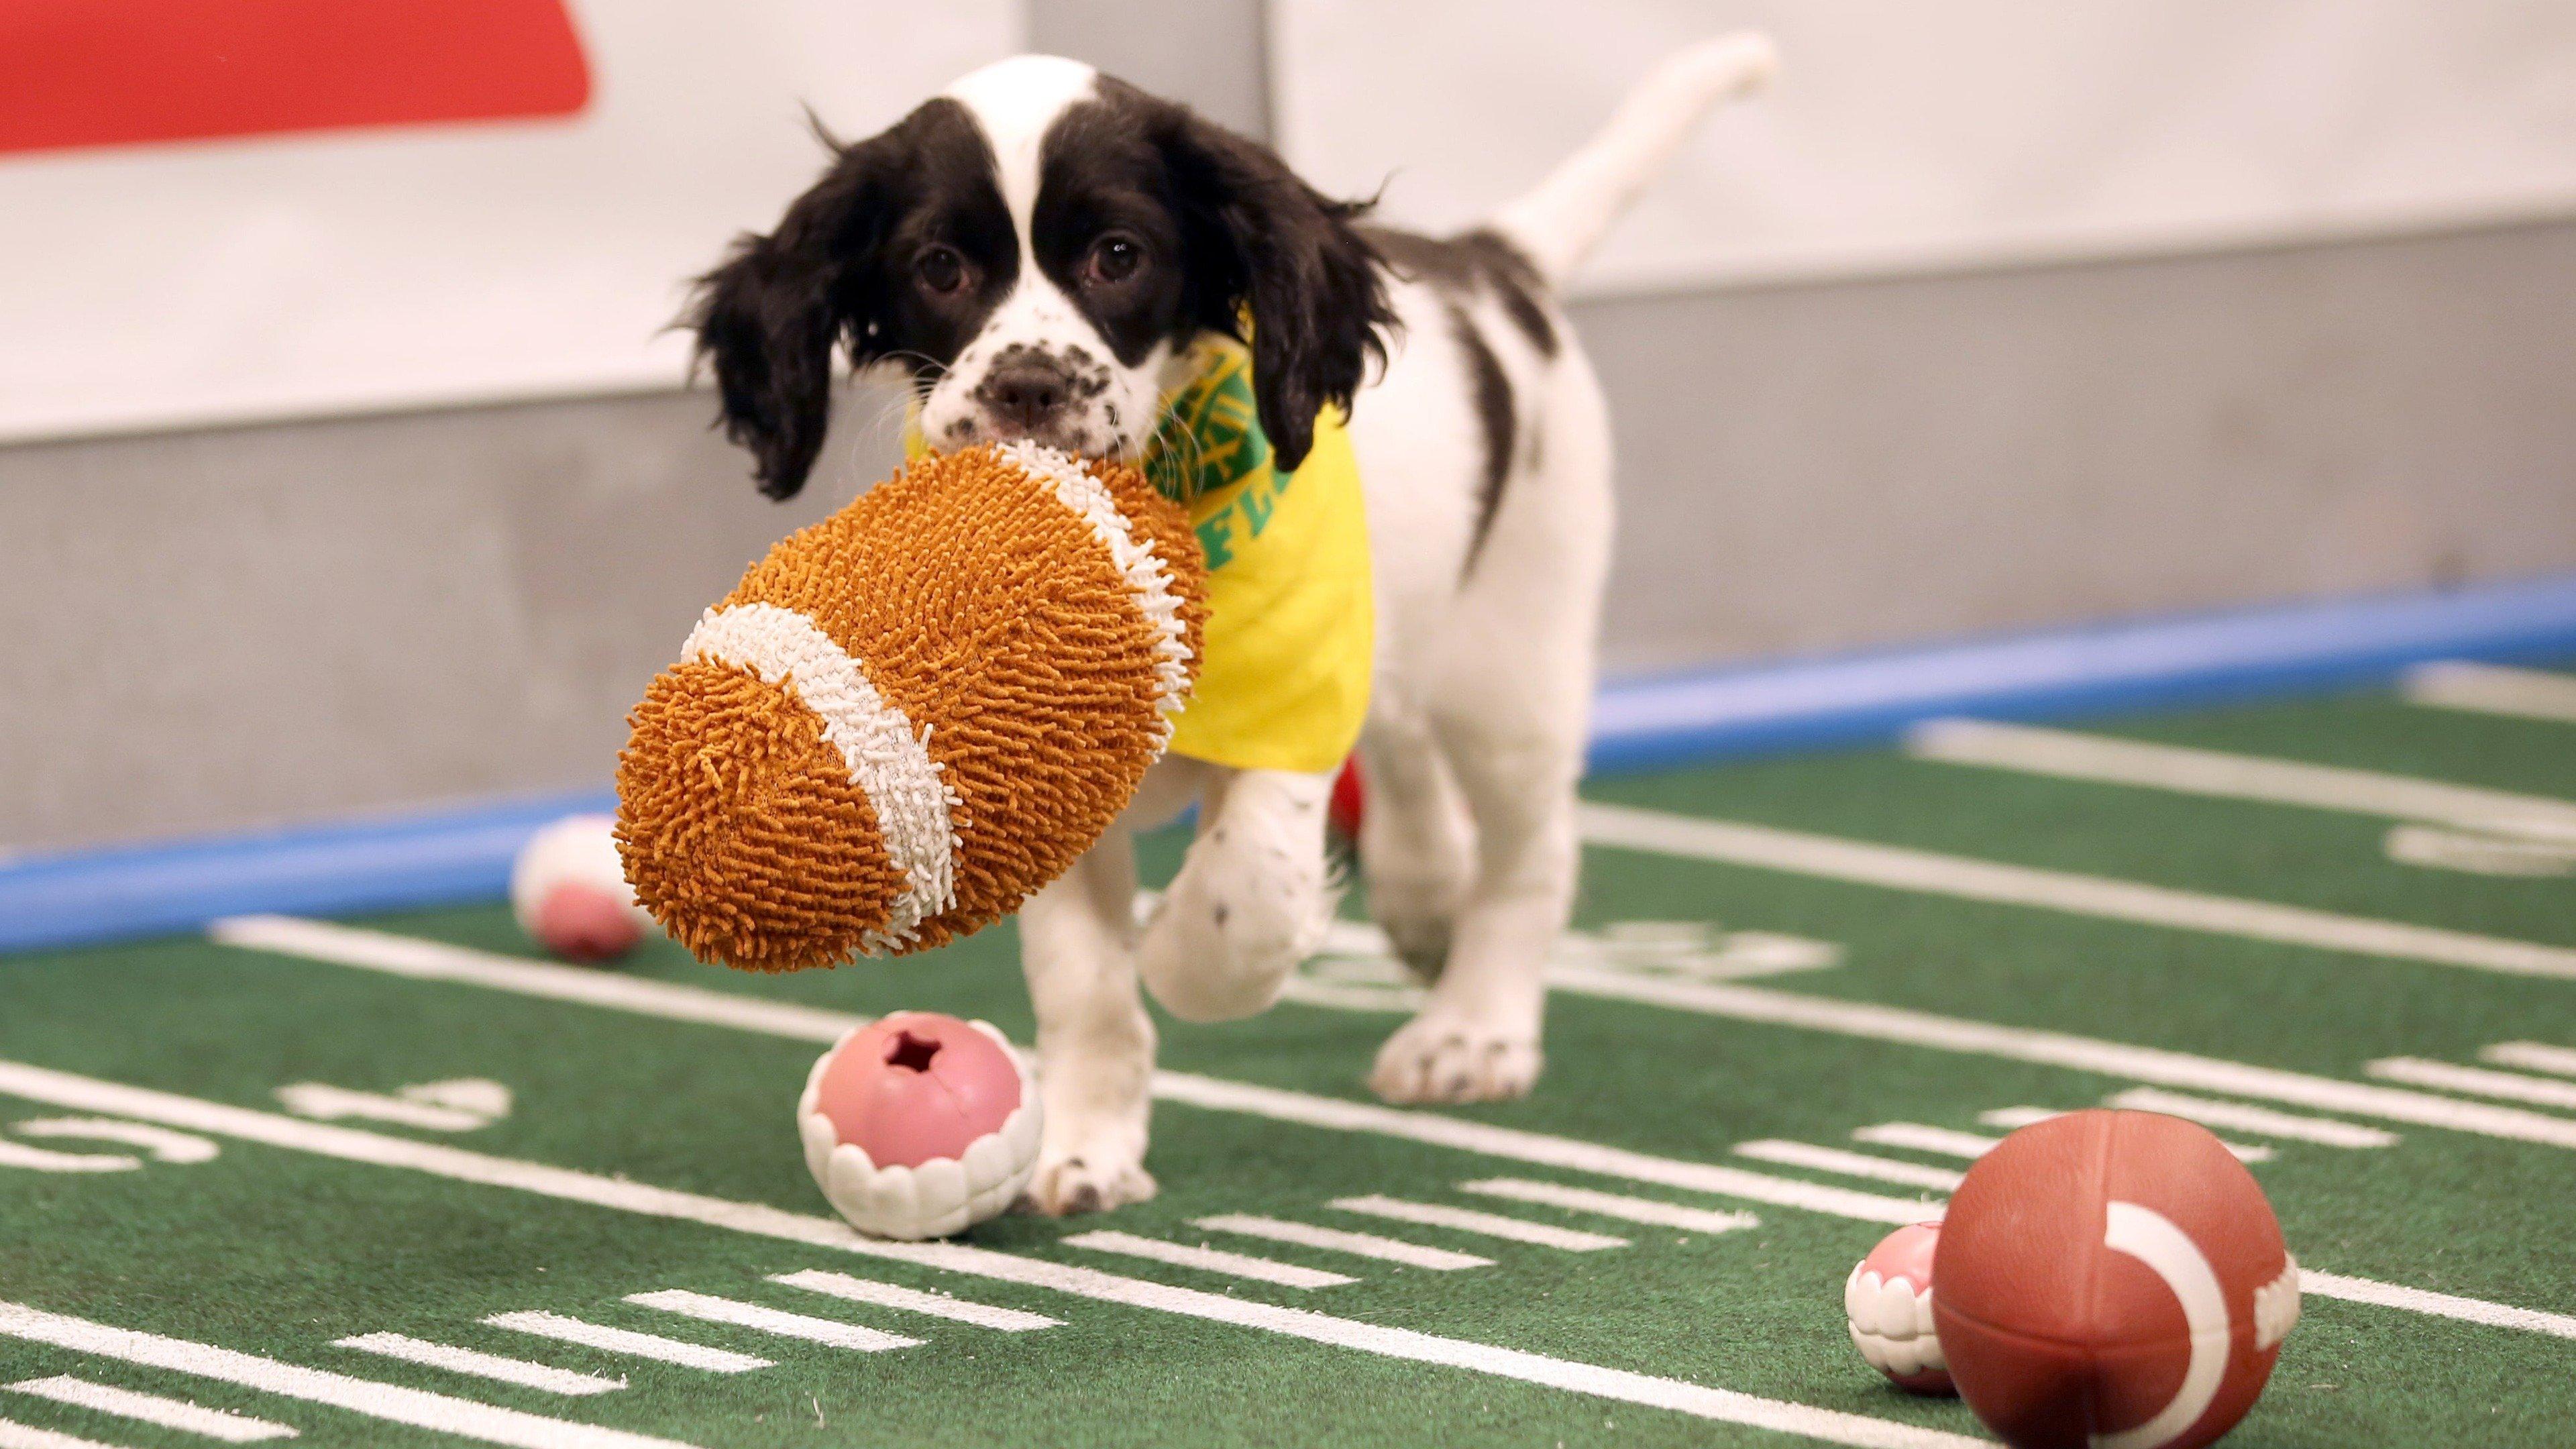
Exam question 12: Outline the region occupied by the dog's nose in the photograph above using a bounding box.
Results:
[981,360,1072,430]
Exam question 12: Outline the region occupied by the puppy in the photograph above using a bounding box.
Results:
[691,36,1777,1214]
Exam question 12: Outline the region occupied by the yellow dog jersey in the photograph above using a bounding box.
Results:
[905,336,1373,774]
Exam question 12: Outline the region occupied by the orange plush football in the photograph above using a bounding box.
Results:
[1933,1110,2300,1449]
[616,442,1206,971]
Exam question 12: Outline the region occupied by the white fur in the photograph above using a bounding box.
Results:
[935,41,1774,1214]
[1491,33,1779,280]
[916,58,1171,461]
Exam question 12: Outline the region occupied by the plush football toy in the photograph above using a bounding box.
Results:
[1933,1110,2300,1449]
[616,442,1207,971]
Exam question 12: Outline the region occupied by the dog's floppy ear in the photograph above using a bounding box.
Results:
[688,118,912,499]
[1154,105,1394,472]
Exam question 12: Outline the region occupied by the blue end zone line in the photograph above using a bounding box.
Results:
[1589,571,2576,772]
[7,571,2575,957]
[0,790,616,958]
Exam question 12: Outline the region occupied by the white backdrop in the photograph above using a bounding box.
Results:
[0,1,1017,443]
[1273,0,2576,297]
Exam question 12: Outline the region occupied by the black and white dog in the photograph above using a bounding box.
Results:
[692,36,1776,1214]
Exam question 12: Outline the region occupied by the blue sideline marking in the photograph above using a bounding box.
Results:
[7,573,2575,955]
[0,790,612,956]
[1589,572,2576,772]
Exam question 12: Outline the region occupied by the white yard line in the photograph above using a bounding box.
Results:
[480,1313,771,1373]
[2473,1031,2576,1077]
[768,1271,1061,1330]
[1849,1124,2000,1160]
[9,1119,217,1163]
[1547,967,2576,1151]
[0,1419,125,1449]
[331,1334,623,1396]
[0,1302,692,1449]
[0,1141,136,1173]
[2403,661,2576,725]
[1977,1108,2059,1131]
[1061,1231,1356,1289]
[274,1085,487,1133]
[1328,1197,1629,1251]
[2365,1058,2576,1112]
[1191,1215,1493,1271]
[2481,1042,2576,1079]
[5,1376,295,1442]
[1731,1142,1962,1193]
[182,921,2576,1341]
[208,916,861,1043]
[2381,824,2576,878]
[207,910,2576,1172]
[1575,802,2576,981]
[2102,1089,2397,1148]
[1907,718,2576,841]
[1155,1073,1933,1225]
[2300,1271,2576,1340]
[1953,1108,2277,1162]
[1457,1180,1762,1236]
[623,1293,918,1353]
[0,1062,1978,1449]
[210,912,1939,1223]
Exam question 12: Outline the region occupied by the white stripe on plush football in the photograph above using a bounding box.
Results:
[997,439,1196,735]
[683,602,962,952]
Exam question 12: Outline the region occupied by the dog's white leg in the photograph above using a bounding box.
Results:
[1138,766,1338,1022]
[1357,702,1475,981]
[1367,722,1579,1104]
[1371,352,1612,1106]
[1018,828,1159,1215]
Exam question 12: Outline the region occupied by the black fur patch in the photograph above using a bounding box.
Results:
[1044,77,1397,472]
[691,76,1401,494]
[1450,303,1515,578]
[688,98,1014,498]
[1368,226,1558,359]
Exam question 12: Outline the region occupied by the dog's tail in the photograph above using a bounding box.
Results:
[1489,32,1777,284]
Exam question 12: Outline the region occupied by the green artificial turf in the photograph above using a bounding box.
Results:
[3,676,2573,1447]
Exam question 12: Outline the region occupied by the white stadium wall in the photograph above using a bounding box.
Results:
[4,0,2574,851]
[0,0,1020,443]
[1271,0,2576,295]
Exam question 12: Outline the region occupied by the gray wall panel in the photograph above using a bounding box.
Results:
[1578,220,2576,672]
[1030,0,1271,136]
[0,388,900,852]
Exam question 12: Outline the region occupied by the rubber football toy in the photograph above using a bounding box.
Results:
[511,814,653,963]
[1933,1110,2301,1449]
[798,1012,1040,1239]
[1845,1220,1953,1395]
[616,442,1207,972]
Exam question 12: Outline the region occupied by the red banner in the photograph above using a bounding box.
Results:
[0,0,590,156]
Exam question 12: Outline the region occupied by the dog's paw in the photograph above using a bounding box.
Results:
[1019,1150,1159,1217]
[1368,1015,1542,1104]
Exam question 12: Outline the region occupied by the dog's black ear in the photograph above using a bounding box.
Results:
[1155,106,1394,472]
[688,119,911,499]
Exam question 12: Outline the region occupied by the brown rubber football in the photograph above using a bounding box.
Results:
[1933,1110,2300,1449]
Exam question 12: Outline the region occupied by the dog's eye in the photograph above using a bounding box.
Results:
[915,246,967,296]
[1083,235,1142,286]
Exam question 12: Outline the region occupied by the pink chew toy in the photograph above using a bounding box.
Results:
[511,814,651,964]
[797,1012,1041,1239]
[1845,1220,1954,1395]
